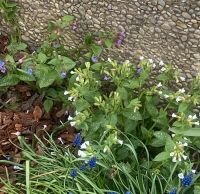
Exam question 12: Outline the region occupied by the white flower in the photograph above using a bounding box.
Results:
[178,173,184,179]
[159,60,164,66]
[180,76,185,81]
[43,125,47,129]
[76,76,80,82]
[182,154,187,160]
[158,91,163,95]
[188,115,193,119]
[194,121,199,126]
[58,137,64,144]
[139,56,144,61]
[70,71,75,74]
[75,111,80,115]
[78,150,87,157]
[193,114,197,120]
[148,59,153,63]
[160,67,166,72]
[50,152,56,156]
[64,90,69,95]
[183,142,188,147]
[179,88,185,94]
[68,96,73,101]
[157,82,162,88]
[152,63,156,68]
[13,166,23,170]
[172,113,177,118]
[192,169,196,174]
[176,96,183,102]
[118,140,123,145]
[172,156,177,162]
[70,121,76,126]
[108,58,112,63]
[103,146,109,153]
[80,141,90,149]
[68,115,73,121]
[172,134,176,137]
[11,131,21,136]
[164,94,169,98]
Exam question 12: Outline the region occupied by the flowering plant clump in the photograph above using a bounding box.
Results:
[1,14,200,194]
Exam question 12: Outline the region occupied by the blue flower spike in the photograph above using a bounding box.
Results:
[169,188,177,194]
[72,133,82,147]
[70,169,78,178]
[182,172,193,187]
[91,56,98,63]
[87,156,97,169]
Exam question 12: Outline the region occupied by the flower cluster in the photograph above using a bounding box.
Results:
[178,170,196,187]
[170,141,188,162]
[115,31,125,47]
[169,188,177,194]
[0,60,6,73]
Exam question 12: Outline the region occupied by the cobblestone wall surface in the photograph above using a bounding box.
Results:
[1,0,200,81]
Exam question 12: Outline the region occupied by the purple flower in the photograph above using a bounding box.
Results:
[70,169,78,178]
[118,31,126,38]
[72,133,82,147]
[107,192,118,194]
[0,60,6,73]
[60,71,67,78]
[70,22,77,30]
[115,39,123,47]
[91,56,98,63]
[103,75,110,81]
[27,68,33,75]
[137,67,143,75]
[87,156,97,168]
[169,188,177,194]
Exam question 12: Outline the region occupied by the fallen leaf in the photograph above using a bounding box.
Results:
[33,106,43,122]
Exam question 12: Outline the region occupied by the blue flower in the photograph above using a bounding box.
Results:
[182,172,193,187]
[80,164,87,171]
[125,192,131,194]
[118,31,126,38]
[87,156,97,168]
[70,169,78,178]
[0,60,6,73]
[91,56,98,63]
[169,188,177,194]
[60,71,67,78]
[69,192,73,194]
[137,67,143,75]
[72,133,82,147]
[107,192,118,194]
[103,75,110,81]
[115,39,123,47]
[27,68,33,75]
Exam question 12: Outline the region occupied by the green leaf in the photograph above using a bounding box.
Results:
[151,131,171,147]
[157,73,169,81]
[153,152,170,161]
[48,58,60,66]
[91,63,102,71]
[46,88,58,99]
[91,44,102,57]
[38,70,58,88]
[61,15,74,25]
[38,52,47,63]
[105,39,113,48]
[16,69,35,81]
[0,74,19,87]
[194,185,200,194]
[84,34,93,45]
[123,109,142,120]
[117,87,128,100]
[5,54,15,63]
[43,99,53,113]
[74,98,90,112]
[165,138,175,152]
[123,80,140,89]
[169,127,200,136]
[178,102,189,113]
[62,57,76,71]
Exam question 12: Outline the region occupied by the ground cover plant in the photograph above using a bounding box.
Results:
[0,13,200,194]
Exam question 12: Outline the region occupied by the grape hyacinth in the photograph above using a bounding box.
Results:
[103,75,110,81]
[70,169,78,178]
[137,67,143,75]
[169,188,177,194]
[72,133,82,147]
[181,172,193,187]
[0,60,6,73]
[87,156,97,168]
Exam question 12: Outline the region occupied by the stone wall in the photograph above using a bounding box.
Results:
[1,0,200,81]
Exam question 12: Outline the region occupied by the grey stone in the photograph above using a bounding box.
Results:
[158,0,165,7]
[182,12,191,19]
[194,54,200,59]
[161,22,171,30]
[181,35,187,41]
